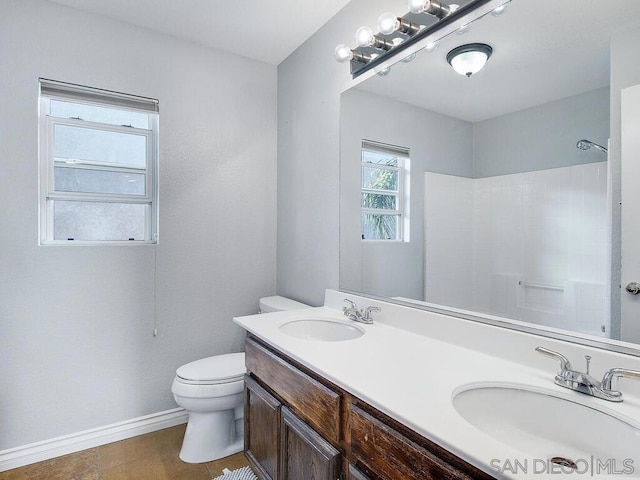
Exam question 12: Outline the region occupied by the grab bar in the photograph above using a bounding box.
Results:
[518,281,564,292]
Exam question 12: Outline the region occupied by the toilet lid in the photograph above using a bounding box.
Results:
[176,352,245,384]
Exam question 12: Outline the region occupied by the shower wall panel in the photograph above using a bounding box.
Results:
[424,162,610,336]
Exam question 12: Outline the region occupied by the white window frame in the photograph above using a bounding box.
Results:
[361,140,410,242]
[38,79,159,245]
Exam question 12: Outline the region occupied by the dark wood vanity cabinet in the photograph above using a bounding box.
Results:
[244,337,342,480]
[244,335,494,480]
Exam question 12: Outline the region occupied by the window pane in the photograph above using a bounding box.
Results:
[361,193,397,210]
[361,214,399,240]
[362,166,398,191]
[362,149,399,167]
[54,124,147,168]
[54,167,145,195]
[50,100,149,129]
[53,201,147,241]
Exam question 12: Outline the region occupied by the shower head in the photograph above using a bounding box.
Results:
[576,139,608,154]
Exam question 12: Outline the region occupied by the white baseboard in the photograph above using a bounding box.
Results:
[0,408,188,472]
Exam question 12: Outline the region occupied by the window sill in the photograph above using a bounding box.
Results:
[39,240,158,246]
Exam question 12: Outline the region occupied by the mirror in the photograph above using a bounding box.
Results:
[340,0,640,351]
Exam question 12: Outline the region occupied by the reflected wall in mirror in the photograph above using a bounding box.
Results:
[340,0,640,349]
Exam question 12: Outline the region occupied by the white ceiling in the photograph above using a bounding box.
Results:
[356,0,640,122]
[46,0,353,65]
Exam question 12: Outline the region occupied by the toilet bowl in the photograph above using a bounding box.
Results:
[172,295,311,463]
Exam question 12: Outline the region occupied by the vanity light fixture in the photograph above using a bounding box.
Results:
[355,26,395,50]
[402,52,418,63]
[334,44,372,64]
[377,12,423,36]
[491,4,507,15]
[333,0,456,69]
[407,0,457,19]
[456,22,471,34]
[424,40,440,52]
[446,43,493,77]
[334,0,501,78]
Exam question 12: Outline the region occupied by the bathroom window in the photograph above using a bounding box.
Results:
[361,141,409,241]
[39,79,159,244]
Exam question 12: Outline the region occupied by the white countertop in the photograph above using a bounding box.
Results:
[234,297,640,479]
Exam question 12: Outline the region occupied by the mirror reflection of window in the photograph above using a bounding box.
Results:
[360,141,409,241]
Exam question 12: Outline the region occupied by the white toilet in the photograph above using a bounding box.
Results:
[171,295,311,463]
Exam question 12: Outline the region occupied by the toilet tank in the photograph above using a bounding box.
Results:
[259,296,311,313]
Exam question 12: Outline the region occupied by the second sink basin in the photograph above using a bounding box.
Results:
[453,384,640,474]
[279,318,364,342]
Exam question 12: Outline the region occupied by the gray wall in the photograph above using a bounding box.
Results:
[276,0,407,306]
[340,89,473,298]
[0,0,277,449]
[473,87,610,177]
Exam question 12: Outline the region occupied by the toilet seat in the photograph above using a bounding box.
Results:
[176,352,245,385]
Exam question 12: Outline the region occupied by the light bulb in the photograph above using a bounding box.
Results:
[333,44,353,63]
[424,40,439,52]
[456,23,471,34]
[407,0,428,14]
[355,26,375,47]
[377,12,399,35]
[491,4,507,15]
[402,52,417,63]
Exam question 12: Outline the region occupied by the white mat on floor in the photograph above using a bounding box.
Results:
[211,466,257,480]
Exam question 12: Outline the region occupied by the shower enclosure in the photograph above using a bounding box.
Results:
[424,161,611,338]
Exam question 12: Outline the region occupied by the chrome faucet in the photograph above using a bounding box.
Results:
[536,346,640,402]
[342,299,380,324]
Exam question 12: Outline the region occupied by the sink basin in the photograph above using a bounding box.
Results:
[453,385,640,473]
[279,318,364,342]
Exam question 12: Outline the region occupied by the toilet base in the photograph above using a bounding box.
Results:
[178,410,243,463]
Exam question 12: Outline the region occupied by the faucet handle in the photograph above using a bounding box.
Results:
[363,306,380,321]
[535,346,572,375]
[601,368,640,397]
[585,355,592,375]
[343,299,358,311]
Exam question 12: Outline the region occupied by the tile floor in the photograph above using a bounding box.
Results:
[0,424,250,480]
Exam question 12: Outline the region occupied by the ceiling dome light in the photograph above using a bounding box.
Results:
[446,43,492,77]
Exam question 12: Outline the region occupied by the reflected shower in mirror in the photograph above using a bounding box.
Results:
[340,0,640,349]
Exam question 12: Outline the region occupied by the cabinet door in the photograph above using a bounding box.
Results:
[245,375,280,480]
[280,407,341,480]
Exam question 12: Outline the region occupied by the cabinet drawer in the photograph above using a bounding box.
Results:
[350,404,480,480]
[245,338,341,444]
